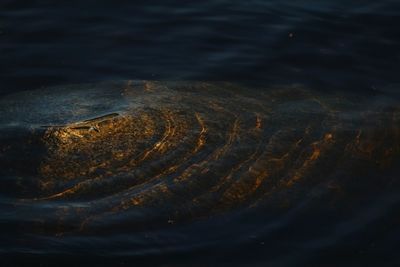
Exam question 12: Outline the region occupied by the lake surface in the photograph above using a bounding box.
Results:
[1,1,400,266]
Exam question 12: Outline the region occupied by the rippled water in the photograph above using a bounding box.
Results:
[1,1,400,266]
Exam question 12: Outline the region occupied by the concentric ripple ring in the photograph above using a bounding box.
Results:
[0,80,399,237]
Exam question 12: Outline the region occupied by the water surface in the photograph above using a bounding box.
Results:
[1,1,400,266]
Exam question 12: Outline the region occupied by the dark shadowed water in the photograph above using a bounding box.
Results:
[1,1,400,266]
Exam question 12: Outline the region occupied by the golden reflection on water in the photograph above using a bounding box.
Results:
[11,81,399,233]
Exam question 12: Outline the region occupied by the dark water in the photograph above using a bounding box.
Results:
[2,0,400,93]
[1,1,400,266]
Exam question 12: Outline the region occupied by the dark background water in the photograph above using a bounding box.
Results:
[1,0,400,96]
[1,1,400,266]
